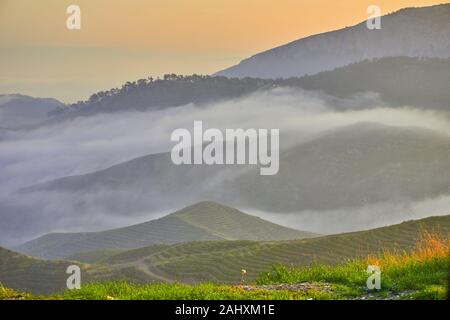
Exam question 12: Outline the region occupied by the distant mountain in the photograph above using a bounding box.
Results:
[9,123,450,242]
[0,94,64,129]
[25,123,450,212]
[216,4,450,78]
[227,123,450,213]
[16,202,317,259]
[55,75,272,118]
[53,56,450,119]
[290,56,450,110]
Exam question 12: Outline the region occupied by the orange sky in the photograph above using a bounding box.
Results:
[0,0,447,102]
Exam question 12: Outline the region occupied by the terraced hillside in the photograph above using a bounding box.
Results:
[103,215,450,284]
[16,202,316,260]
[0,246,152,295]
[2,215,449,295]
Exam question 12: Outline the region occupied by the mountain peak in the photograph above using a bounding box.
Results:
[174,201,232,213]
[15,202,317,259]
[215,4,450,79]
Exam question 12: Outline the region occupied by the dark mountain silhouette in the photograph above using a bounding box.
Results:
[52,56,450,120]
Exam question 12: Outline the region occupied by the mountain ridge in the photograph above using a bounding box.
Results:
[15,202,317,259]
[216,4,450,78]
[50,56,450,120]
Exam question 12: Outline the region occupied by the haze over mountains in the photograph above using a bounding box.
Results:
[0,3,449,249]
[2,122,447,244]
[0,94,64,129]
[49,56,450,120]
[24,123,450,212]
[2,40,448,128]
[295,56,450,110]
[216,4,450,78]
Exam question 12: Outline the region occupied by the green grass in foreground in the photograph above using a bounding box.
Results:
[257,256,448,300]
[1,231,448,300]
[1,255,447,300]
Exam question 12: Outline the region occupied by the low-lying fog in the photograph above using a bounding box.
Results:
[1,88,450,246]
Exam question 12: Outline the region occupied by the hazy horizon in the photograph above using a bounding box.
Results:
[0,0,447,103]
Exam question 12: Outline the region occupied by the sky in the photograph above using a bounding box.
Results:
[0,0,447,103]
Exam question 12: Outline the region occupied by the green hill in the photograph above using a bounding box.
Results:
[16,202,317,260]
[2,214,449,295]
[102,214,450,284]
[0,247,135,295]
[65,248,126,264]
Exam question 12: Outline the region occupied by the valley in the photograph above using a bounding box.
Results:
[1,2,450,302]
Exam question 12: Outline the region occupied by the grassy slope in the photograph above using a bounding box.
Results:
[16,202,316,260]
[172,202,317,241]
[105,215,450,284]
[0,247,121,295]
[0,248,162,295]
[66,248,126,264]
[2,215,449,296]
[3,234,448,300]
[1,282,336,300]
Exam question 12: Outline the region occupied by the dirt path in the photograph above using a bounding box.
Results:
[112,258,173,283]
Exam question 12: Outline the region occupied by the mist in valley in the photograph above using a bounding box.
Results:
[1,88,450,246]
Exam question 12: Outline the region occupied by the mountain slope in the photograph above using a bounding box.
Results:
[16,202,317,260]
[0,246,156,295]
[25,123,450,210]
[0,246,76,294]
[95,214,450,284]
[226,123,450,213]
[216,4,450,78]
[13,122,450,240]
[290,56,450,110]
[55,75,271,118]
[51,56,450,120]
[2,215,449,294]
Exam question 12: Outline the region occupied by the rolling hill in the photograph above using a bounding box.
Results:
[15,202,317,260]
[101,214,450,284]
[216,4,450,78]
[0,246,137,295]
[2,215,448,295]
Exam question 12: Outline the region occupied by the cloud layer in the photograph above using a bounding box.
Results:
[1,88,450,246]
